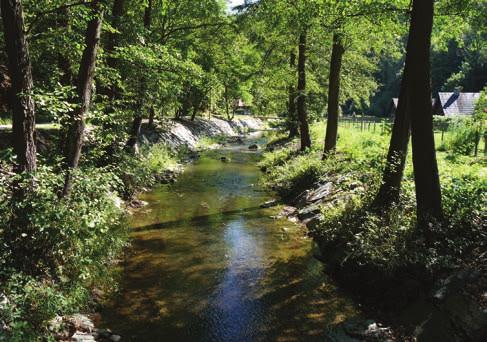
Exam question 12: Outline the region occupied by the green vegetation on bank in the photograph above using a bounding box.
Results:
[261,118,485,277]
[0,141,178,341]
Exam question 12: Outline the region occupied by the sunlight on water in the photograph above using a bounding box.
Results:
[98,141,359,341]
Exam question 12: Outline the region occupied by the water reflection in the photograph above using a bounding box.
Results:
[99,144,359,341]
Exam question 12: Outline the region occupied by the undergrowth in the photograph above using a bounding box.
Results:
[261,123,486,278]
[0,140,180,341]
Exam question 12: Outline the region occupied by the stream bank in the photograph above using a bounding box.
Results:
[261,139,487,342]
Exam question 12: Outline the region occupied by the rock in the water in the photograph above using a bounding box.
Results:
[260,199,278,208]
[130,199,148,209]
[248,144,259,150]
[340,319,394,341]
[72,332,96,342]
[220,156,230,162]
[65,314,94,333]
[110,334,122,342]
[277,205,297,218]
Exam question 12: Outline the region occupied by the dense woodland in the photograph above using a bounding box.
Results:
[0,0,486,340]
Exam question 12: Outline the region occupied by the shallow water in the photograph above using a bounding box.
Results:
[99,141,358,341]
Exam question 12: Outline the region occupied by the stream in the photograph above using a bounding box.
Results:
[99,138,359,341]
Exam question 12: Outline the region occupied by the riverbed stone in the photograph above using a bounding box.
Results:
[65,314,94,333]
[72,332,96,342]
[260,199,278,208]
[277,205,297,218]
[110,334,122,342]
[297,203,321,221]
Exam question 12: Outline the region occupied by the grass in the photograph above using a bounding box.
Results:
[261,121,486,277]
[197,135,228,149]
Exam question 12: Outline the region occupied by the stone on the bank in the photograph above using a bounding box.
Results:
[66,314,94,333]
[276,205,297,218]
[305,182,335,203]
[297,203,321,221]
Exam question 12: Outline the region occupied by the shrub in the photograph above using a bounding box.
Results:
[261,152,326,198]
[106,143,178,199]
[446,117,480,155]
[0,167,127,340]
[258,146,295,171]
[262,122,486,277]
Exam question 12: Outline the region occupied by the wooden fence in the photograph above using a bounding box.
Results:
[338,116,392,133]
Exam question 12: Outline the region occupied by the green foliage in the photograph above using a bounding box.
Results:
[262,123,486,274]
[262,152,326,198]
[258,146,295,171]
[446,117,480,155]
[0,168,128,340]
[106,143,179,199]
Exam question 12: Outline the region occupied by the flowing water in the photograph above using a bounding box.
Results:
[99,139,359,341]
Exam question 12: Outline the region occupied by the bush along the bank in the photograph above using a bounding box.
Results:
[0,141,179,341]
[261,124,486,291]
[0,167,127,341]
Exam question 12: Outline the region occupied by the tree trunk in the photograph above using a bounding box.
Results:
[62,2,103,197]
[1,0,36,173]
[323,33,345,156]
[372,69,410,208]
[408,0,443,228]
[191,106,197,121]
[126,0,152,151]
[106,0,125,100]
[56,7,73,86]
[297,31,311,151]
[224,84,231,120]
[288,50,298,138]
[148,105,155,126]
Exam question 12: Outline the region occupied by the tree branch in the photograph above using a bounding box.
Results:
[26,1,96,35]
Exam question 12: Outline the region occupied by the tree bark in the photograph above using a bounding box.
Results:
[372,68,410,208]
[287,50,298,138]
[323,33,345,156]
[224,84,231,120]
[297,31,311,151]
[62,2,103,197]
[408,0,443,227]
[1,0,37,173]
[106,0,125,100]
[56,7,73,86]
[148,105,155,126]
[126,0,152,151]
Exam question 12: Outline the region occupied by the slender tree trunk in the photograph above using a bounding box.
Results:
[148,105,155,126]
[408,0,443,228]
[57,7,73,86]
[126,0,152,151]
[106,0,125,100]
[224,84,231,120]
[372,69,410,208]
[62,2,103,197]
[1,0,36,173]
[297,31,311,151]
[288,50,298,138]
[190,106,197,121]
[323,33,345,156]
